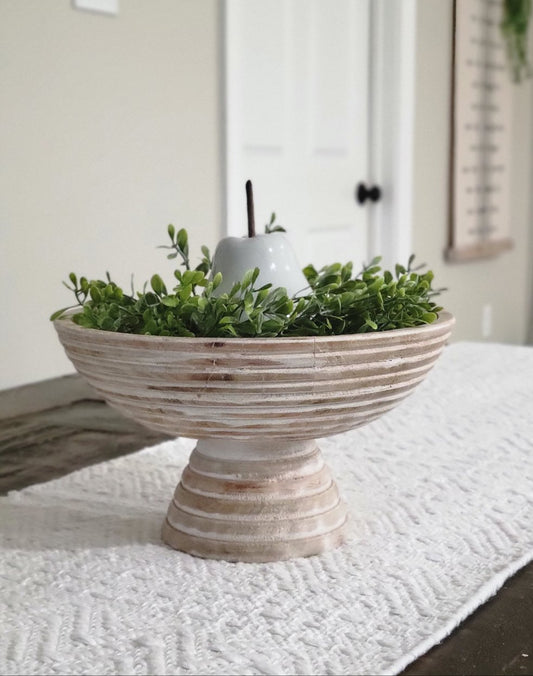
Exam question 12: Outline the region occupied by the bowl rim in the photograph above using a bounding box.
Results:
[54,310,455,346]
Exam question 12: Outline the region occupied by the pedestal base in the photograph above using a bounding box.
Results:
[162,439,348,562]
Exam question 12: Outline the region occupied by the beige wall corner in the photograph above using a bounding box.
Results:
[0,0,222,389]
[412,0,533,344]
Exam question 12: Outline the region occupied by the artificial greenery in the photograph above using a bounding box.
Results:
[264,212,286,234]
[51,226,444,338]
[501,0,532,82]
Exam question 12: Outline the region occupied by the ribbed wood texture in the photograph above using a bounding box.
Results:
[54,312,454,561]
[161,439,348,562]
[54,312,455,440]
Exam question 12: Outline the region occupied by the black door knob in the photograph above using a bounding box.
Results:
[356,183,382,205]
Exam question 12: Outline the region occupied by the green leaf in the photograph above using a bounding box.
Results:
[161,296,180,307]
[262,318,285,334]
[218,316,237,325]
[144,292,159,306]
[90,286,102,302]
[177,228,188,252]
[254,288,270,306]
[151,274,167,296]
[168,224,175,240]
[367,278,384,294]
[181,270,194,286]
[395,264,406,277]
[265,212,287,234]
[241,268,258,289]
[244,291,254,313]
[143,319,158,335]
[99,316,115,331]
[191,270,205,286]
[179,283,192,301]
[50,307,73,321]
[301,266,317,287]
[73,314,95,328]
[212,272,223,290]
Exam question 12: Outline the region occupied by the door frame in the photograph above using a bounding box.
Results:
[222,0,417,268]
[368,0,417,269]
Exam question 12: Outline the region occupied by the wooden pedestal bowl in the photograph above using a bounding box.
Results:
[54,311,454,562]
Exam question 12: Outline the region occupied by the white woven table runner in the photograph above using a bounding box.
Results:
[1,342,533,676]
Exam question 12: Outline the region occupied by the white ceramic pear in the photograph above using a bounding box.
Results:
[211,180,308,297]
[211,231,308,297]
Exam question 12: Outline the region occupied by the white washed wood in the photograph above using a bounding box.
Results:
[54,312,454,561]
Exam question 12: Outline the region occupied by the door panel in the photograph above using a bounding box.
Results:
[226,0,370,270]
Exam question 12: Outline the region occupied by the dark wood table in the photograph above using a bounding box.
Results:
[1,375,532,675]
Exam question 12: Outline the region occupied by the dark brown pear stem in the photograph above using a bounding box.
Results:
[246,180,256,238]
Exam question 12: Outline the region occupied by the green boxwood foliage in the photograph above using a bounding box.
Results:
[51,226,444,338]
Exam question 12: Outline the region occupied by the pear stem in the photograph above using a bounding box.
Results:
[246,180,256,238]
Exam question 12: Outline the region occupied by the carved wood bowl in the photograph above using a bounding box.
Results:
[54,311,455,562]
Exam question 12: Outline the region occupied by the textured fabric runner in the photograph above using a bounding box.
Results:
[1,342,532,676]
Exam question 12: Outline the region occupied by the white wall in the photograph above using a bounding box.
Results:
[0,0,222,389]
[411,0,533,344]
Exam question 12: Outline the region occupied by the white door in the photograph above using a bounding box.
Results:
[225,0,372,270]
